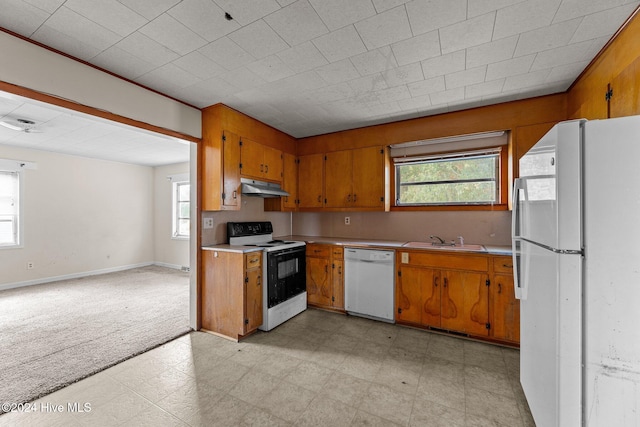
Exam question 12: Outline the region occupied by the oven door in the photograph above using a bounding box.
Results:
[266,246,306,308]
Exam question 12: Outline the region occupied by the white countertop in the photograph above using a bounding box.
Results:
[201,244,264,254]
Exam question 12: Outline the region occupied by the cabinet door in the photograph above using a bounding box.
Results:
[306,257,331,306]
[396,265,425,325]
[245,267,263,333]
[331,259,344,309]
[421,269,441,328]
[282,153,298,209]
[441,270,489,335]
[610,57,640,118]
[263,145,283,182]
[491,274,520,342]
[298,154,324,208]
[324,150,352,208]
[352,146,384,208]
[240,138,265,179]
[222,130,241,208]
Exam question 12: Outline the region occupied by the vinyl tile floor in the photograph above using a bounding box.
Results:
[0,308,535,427]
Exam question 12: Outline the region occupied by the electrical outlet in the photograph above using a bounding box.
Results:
[345,217,350,225]
[27,262,34,269]
[401,253,409,264]
[203,217,214,229]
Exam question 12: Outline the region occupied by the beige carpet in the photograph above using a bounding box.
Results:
[0,265,190,410]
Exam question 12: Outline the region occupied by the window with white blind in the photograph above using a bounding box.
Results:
[0,170,21,247]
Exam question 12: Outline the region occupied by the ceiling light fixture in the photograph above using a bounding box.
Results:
[0,121,23,131]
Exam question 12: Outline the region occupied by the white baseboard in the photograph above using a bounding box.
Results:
[0,262,156,292]
[154,262,189,272]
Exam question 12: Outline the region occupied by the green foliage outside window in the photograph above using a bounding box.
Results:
[396,152,499,205]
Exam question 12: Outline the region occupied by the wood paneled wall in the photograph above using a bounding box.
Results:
[567,8,640,119]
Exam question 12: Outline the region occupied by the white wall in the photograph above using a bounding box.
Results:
[154,162,189,269]
[0,31,201,139]
[0,146,155,288]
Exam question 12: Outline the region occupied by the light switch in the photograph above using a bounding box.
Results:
[401,252,409,263]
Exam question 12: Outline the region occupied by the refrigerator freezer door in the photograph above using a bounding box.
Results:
[516,120,583,251]
[518,240,582,427]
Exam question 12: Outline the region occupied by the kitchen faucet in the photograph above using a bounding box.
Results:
[429,235,445,244]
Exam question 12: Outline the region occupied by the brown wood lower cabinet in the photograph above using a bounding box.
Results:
[306,244,344,311]
[201,250,263,341]
[396,250,519,345]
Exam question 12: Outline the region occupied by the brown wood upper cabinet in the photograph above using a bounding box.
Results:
[324,146,386,209]
[298,153,324,209]
[264,152,298,212]
[240,138,283,182]
[222,130,241,209]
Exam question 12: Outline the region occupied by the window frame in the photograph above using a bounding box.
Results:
[391,146,509,211]
[0,169,23,249]
[172,180,190,240]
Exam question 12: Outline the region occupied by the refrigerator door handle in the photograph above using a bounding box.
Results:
[512,239,525,300]
[512,178,527,239]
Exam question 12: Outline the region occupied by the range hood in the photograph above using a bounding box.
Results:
[241,178,290,198]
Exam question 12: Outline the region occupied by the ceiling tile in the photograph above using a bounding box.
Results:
[212,0,281,26]
[546,61,590,83]
[228,20,289,59]
[117,0,181,20]
[445,66,487,89]
[0,0,49,36]
[24,0,65,13]
[198,37,255,70]
[382,62,424,87]
[181,78,240,106]
[309,0,377,31]
[398,93,431,110]
[277,41,329,73]
[168,0,240,42]
[312,25,367,63]
[93,46,157,78]
[116,31,179,68]
[375,85,411,102]
[139,13,207,55]
[486,54,535,81]
[372,0,411,13]
[514,18,581,57]
[64,0,148,37]
[503,69,552,92]
[406,0,466,36]
[440,12,495,54]
[172,51,226,79]
[350,47,398,76]
[467,0,523,18]
[266,71,327,94]
[218,67,266,90]
[466,35,518,69]
[36,6,121,52]
[246,55,296,82]
[264,0,328,46]
[137,63,202,89]
[420,50,465,79]
[316,59,361,84]
[554,0,639,23]
[570,4,640,43]
[430,87,465,105]
[407,75,445,97]
[277,0,297,6]
[465,78,505,98]
[348,74,389,93]
[355,5,413,50]
[391,30,440,66]
[493,0,560,40]
[530,39,597,71]
[305,83,354,103]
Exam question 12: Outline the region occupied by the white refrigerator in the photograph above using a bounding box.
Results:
[513,116,640,427]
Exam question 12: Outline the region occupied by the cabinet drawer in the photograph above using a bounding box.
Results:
[331,247,343,258]
[245,252,262,268]
[306,244,330,258]
[493,257,513,274]
[398,251,488,272]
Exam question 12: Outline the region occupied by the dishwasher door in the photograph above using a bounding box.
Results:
[344,248,395,322]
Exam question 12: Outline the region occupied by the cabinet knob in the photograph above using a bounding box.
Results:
[353,194,357,202]
[233,190,237,199]
[498,283,502,294]
[317,195,321,203]
[265,164,269,173]
[260,164,264,172]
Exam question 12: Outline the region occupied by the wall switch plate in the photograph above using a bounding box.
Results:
[345,217,350,225]
[401,253,409,264]
[203,217,214,229]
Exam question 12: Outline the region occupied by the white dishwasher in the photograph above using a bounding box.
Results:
[344,248,395,322]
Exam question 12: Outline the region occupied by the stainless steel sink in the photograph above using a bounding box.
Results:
[402,241,486,252]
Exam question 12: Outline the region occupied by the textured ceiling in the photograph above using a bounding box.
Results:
[0,91,191,166]
[1,0,639,139]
